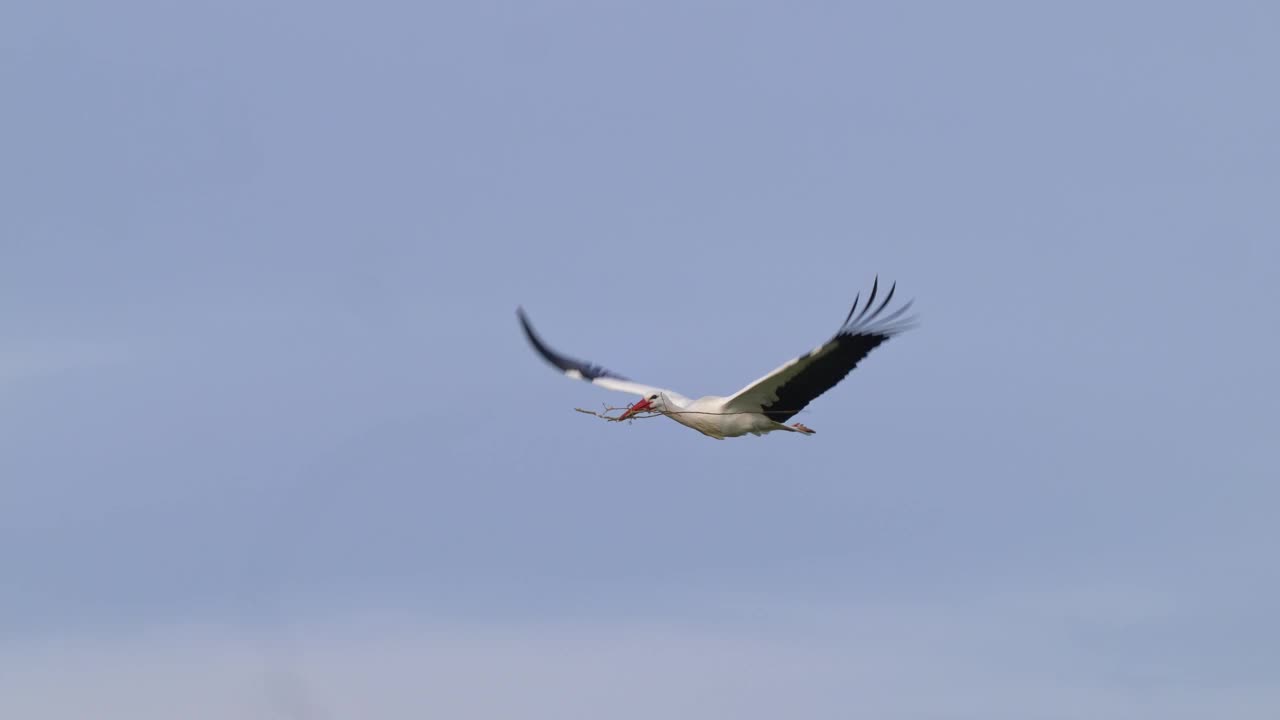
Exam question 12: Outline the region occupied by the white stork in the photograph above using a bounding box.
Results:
[517,277,915,440]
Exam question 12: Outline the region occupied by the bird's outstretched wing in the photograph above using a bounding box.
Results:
[723,277,915,422]
[517,307,685,401]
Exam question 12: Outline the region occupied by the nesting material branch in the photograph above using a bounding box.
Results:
[574,403,664,422]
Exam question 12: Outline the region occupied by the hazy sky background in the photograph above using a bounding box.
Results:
[3,1,1278,717]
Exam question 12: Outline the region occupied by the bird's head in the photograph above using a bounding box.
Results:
[618,393,663,421]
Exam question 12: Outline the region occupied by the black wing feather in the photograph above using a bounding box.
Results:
[759,279,915,423]
[516,307,629,381]
[760,335,891,422]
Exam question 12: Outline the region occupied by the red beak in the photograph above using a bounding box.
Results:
[617,397,653,421]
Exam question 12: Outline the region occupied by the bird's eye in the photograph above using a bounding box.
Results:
[650,394,658,400]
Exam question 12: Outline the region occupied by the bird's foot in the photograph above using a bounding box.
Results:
[791,423,816,435]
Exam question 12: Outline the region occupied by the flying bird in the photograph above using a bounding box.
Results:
[517,278,915,440]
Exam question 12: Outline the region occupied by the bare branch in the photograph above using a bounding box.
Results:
[573,402,664,423]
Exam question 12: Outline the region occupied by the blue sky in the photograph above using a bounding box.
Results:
[2,1,1278,717]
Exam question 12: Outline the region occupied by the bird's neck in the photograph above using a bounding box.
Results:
[660,392,687,412]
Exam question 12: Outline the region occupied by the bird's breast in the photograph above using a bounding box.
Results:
[666,398,769,439]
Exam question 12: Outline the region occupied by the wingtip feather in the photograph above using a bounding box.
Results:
[843,293,861,326]
[852,276,880,324]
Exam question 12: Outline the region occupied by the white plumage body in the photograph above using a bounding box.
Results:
[660,396,780,440]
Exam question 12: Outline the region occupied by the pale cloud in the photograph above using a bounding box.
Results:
[3,592,1275,720]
